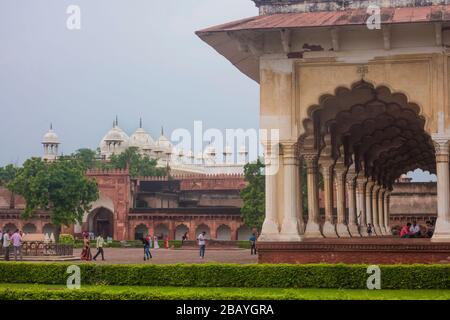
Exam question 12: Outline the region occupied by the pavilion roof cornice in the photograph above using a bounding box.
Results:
[197,5,450,34]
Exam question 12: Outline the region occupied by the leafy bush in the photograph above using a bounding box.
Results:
[0,263,448,289]
[58,234,75,245]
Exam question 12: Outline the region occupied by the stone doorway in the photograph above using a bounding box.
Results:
[89,208,114,238]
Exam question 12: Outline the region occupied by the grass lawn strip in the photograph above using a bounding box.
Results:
[0,284,449,300]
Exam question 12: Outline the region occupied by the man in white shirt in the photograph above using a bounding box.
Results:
[10,229,22,261]
[409,222,421,237]
[2,230,11,261]
[197,231,206,259]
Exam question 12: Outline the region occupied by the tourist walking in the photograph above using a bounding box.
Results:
[2,230,11,261]
[164,234,169,249]
[93,234,105,261]
[143,234,152,261]
[10,229,23,261]
[181,232,188,246]
[153,235,160,249]
[80,232,92,261]
[249,233,257,255]
[197,231,206,259]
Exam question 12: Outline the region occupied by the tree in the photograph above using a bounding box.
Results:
[240,159,324,231]
[108,147,166,177]
[71,148,98,169]
[0,164,18,185]
[240,159,265,230]
[8,157,99,227]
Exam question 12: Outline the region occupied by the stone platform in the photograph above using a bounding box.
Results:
[257,238,450,264]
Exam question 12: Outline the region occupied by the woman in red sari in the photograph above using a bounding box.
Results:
[80,232,92,261]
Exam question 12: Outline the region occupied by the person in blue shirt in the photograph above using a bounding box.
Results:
[249,233,257,255]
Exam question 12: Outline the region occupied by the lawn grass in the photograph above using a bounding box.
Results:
[0,283,449,300]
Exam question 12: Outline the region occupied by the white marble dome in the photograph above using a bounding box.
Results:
[157,134,173,155]
[129,126,155,151]
[42,126,60,145]
[100,122,129,158]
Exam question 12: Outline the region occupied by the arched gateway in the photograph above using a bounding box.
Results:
[197,0,450,262]
[88,207,114,238]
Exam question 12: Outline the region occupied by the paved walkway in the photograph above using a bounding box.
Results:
[74,248,258,264]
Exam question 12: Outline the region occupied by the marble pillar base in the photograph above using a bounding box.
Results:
[322,221,338,238]
[259,219,279,241]
[336,223,351,237]
[347,224,360,237]
[359,225,368,236]
[304,222,323,238]
[278,233,304,241]
[374,225,383,236]
[431,219,450,242]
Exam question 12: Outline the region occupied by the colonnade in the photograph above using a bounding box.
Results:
[260,141,392,241]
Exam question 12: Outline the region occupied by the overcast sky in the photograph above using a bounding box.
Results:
[0,0,435,182]
[0,0,259,163]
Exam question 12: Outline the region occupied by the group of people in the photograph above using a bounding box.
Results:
[0,229,23,261]
[80,232,106,261]
[399,221,434,238]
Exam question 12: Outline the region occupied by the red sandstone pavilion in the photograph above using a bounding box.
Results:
[196,0,450,263]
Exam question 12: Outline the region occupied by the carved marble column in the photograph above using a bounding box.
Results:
[346,171,360,237]
[372,184,382,235]
[384,190,391,234]
[304,154,322,238]
[378,187,386,235]
[335,163,350,237]
[432,137,450,242]
[279,142,302,241]
[259,142,280,241]
[320,160,337,237]
[365,180,375,234]
[296,157,305,235]
[356,175,368,236]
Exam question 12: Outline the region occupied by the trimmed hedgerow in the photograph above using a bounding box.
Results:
[0,263,448,289]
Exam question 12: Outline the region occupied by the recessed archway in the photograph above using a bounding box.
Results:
[23,223,37,234]
[88,207,114,238]
[195,224,211,239]
[154,223,169,240]
[299,80,435,239]
[134,223,149,240]
[175,224,189,240]
[216,224,232,241]
[237,225,252,241]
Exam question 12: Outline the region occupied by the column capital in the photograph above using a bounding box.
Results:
[372,184,381,198]
[280,141,297,162]
[319,159,334,177]
[432,135,450,162]
[303,153,318,172]
[366,180,375,189]
[356,176,367,189]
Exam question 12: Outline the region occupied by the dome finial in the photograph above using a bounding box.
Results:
[50,123,53,130]
[140,117,143,128]
[115,115,119,126]
[161,126,164,136]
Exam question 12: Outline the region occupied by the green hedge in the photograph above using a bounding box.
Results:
[0,263,448,289]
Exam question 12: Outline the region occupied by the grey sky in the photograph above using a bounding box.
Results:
[0,0,259,165]
[0,0,435,182]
